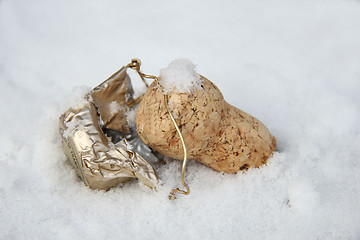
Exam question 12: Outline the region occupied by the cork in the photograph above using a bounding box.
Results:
[136,76,276,173]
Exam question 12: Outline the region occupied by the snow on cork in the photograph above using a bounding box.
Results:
[159,58,202,94]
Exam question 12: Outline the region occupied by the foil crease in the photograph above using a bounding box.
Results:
[59,66,159,190]
[91,66,134,134]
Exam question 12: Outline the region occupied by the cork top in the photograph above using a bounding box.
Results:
[159,58,203,94]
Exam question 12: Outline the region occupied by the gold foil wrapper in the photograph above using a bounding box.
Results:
[91,66,134,134]
[59,66,159,190]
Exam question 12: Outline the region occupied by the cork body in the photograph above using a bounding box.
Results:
[136,76,276,173]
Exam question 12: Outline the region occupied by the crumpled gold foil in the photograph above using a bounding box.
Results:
[59,66,159,190]
[91,66,134,134]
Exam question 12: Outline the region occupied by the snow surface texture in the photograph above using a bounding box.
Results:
[159,59,202,93]
[1,0,360,239]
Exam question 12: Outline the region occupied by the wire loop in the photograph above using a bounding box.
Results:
[127,59,190,200]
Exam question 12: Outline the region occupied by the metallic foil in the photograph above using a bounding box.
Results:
[91,66,134,134]
[59,66,159,190]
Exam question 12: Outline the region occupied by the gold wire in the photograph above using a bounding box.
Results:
[126,59,149,88]
[164,94,190,200]
[127,59,190,199]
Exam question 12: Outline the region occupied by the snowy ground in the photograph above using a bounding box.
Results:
[1,0,360,239]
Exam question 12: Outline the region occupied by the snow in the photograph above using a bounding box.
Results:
[125,107,137,126]
[159,59,202,93]
[62,121,79,139]
[62,86,91,112]
[109,101,123,115]
[1,0,360,239]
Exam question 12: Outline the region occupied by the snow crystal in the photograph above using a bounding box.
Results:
[125,107,137,126]
[159,58,202,94]
[109,101,123,114]
[168,99,179,119]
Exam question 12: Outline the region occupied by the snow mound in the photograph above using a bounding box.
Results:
[159,59,202,94]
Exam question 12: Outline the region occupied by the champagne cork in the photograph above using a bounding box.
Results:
[136,76,276,173]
